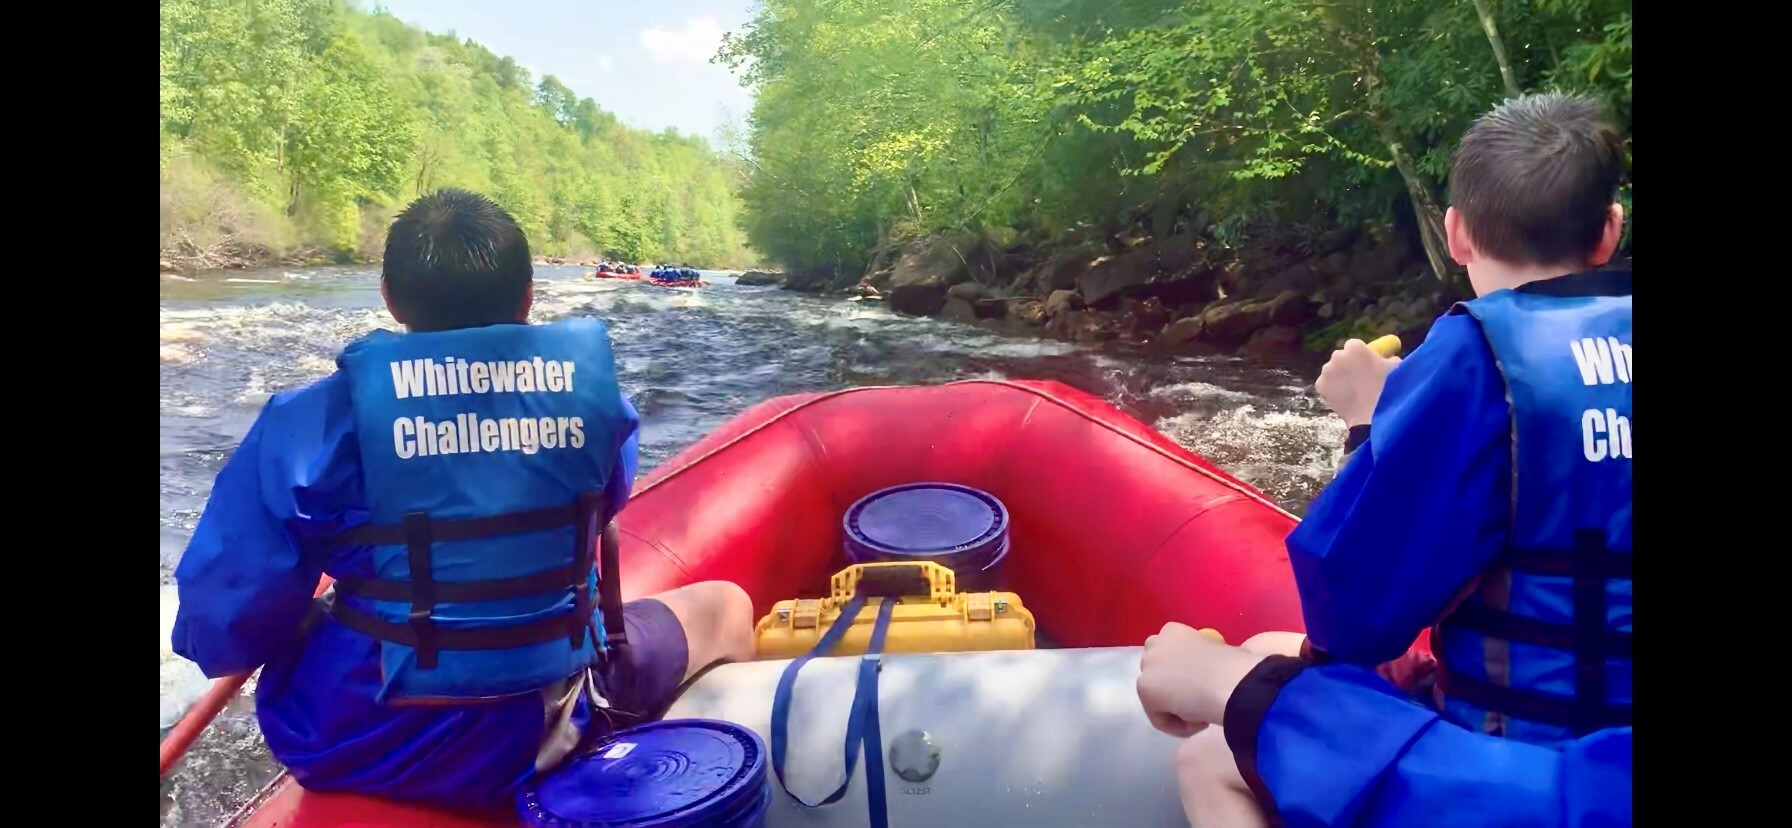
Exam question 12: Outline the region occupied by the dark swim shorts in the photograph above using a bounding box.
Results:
[591,598,691,721]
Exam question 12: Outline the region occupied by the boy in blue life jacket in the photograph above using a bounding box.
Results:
[171,189,756,808]
[1137,92,1631,826]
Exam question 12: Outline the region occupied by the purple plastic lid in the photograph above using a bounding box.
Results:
[517,719,768,828]
[843,483,1010,574]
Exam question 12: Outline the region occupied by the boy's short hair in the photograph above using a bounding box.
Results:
[1449,93,1626,267]
[382,189,534,332]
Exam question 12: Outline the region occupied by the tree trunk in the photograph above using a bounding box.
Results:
[1470,0,1521,98]
[1379,124,1457,287]
[1322,4,1465,288]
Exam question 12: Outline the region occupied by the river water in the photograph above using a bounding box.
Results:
[158,264,1345,826]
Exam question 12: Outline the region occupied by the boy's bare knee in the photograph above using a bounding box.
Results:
[705,580,756,656]
[1176,728,1234,780]
[1240,631,1306,657]
[1176,728,1266,827]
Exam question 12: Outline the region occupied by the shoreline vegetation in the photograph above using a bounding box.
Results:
[163,0,1630,358]
[160,0,756,278]
[720,0,1630,354]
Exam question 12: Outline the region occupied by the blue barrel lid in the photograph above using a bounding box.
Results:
[518,719,767,828]
[843,483,1009,571]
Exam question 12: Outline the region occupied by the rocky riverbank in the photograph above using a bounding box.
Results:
[159,237,351,277]
[775,224,1472,359]
[734,270,786,286]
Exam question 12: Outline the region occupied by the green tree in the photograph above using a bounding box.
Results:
[724,0,1633,287]
[160,0,757,266]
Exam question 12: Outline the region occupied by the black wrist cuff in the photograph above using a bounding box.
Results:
[1223,655,1310,819]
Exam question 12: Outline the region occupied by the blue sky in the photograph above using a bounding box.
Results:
[372,0,756,147]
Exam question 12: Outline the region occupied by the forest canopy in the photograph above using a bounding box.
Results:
[160,0,757,267]
[719,0,1632,288]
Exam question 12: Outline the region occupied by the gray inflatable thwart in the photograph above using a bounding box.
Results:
[664,646,1188,827]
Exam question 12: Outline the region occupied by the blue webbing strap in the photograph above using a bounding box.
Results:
[859,605,893,828]
[769,594,896,828]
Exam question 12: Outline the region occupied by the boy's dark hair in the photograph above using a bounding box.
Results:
[382,189,533,332]
[1449,92,1626,266]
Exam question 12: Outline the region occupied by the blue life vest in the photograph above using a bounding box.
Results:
[322,318,630,705]
[1434,276,1632,745]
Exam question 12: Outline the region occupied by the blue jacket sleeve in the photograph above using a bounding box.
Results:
[1226,658,1632,828]
[1287,315,1513,666]
[605,391,641,520]
[171,375,361,678]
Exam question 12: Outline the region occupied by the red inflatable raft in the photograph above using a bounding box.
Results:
[170,379,1302,827]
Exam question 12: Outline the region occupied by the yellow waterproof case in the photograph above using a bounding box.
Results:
[754,561,1037,659]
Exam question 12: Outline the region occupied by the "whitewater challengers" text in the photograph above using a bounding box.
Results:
[387,356,586,459]
[1568,337,1631,462]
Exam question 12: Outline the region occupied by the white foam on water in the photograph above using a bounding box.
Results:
[1154,404,1346,508]
[161,344,199,365]
[980,338,1081,358]
[236,369,272,406]
[160,585,210,732]
[161,323,206,345]
[811,314,885,334]
[1147,381,1254,404]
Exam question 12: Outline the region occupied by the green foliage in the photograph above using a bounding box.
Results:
[719,0,1050,278]
[160,0,755,266]
[727,0,1633,282]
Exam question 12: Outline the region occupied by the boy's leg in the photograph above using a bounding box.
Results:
[639,580,757,684]
[1239,631,1307,657]
[596,581,757,719]
[538,582,756,771]
[1176,727,1271,828]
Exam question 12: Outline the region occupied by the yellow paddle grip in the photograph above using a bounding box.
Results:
[1366,334,1402,358]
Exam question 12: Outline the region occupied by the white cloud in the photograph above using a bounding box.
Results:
[640,16,726,63]
[597,55,614,74]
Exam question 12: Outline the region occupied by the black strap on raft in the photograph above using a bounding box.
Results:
[769,573,905,828]
[1438,529,1631,735]
[323,492,622,671]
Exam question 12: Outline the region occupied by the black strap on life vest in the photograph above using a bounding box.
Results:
[1437,528,1631,735]
[323,491,620,671]
[597,521,628,658]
